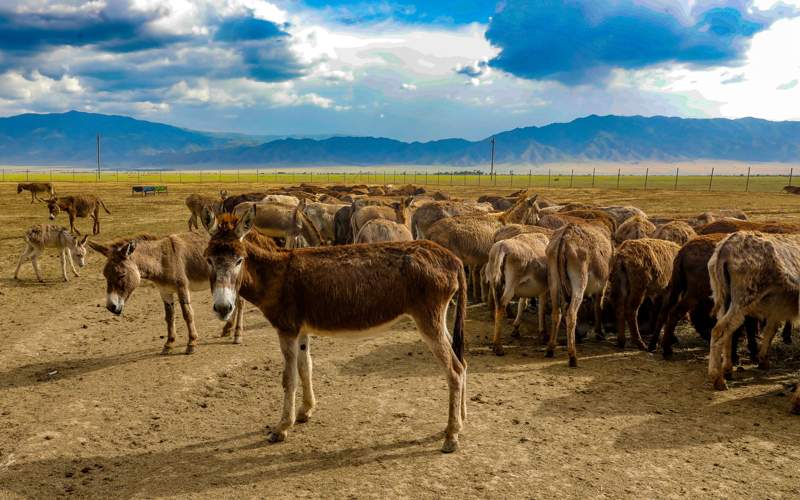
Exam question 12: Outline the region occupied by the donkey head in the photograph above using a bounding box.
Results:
[88,239,141,315]
[16,184,23,194]
[70,234,89,269]
[205,208,255,321]
[46,197,60,220]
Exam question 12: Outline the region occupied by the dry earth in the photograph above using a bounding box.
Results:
[1,182,800,499]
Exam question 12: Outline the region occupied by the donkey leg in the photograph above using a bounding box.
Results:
[708,309,745,390]
[659,298,691,358]
[546,296,562,359]
[296,334,316,423]
[469,266,480,303]
[59,248,69,282]
[757,318,781,370]
[177,289,198,354]
[415,310,465,453]
[625,291,647,350]
[14,246,32,280]
[233,296,245,344]
[565,287,586,368]
[537,292,547,340]
[31,252,44,282]
[492,279,516,355]
[160,292,177,354]
[66,247,80,277]
[511,297,527,338]
[593,286,607,340]
[782,321,793,345]
[69,214,79,235]
[268,331,299,443]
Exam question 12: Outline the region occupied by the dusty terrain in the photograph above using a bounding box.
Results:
[1,182,800,499]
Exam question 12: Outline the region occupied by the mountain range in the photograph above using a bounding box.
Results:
[1,111,799,167]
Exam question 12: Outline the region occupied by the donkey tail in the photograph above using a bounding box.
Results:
[708,236,731,320]
[452,264,467,363]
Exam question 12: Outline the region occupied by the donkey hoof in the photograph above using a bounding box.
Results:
[220,330,231,338]
[758,359,771,370]
[233,336,242,345]
[160,346,173,355]
[267,431,286,443]
[568,357,578,368]
[185,345,196,355]
[492,344,505,356]
[724,370,734,380]
[296,410,314,423]
[441,437,459,453]
[510,327,521,338]
[635,341,648,351]
[616,340,626,349]
[713,378,728,391]
[544,349,554,358]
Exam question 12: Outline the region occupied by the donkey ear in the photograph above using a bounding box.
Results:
[219,189,228,199]
[200,206,217,235]
[123,241,137,257]
[526,194,539,206]
[235,205,256,240]
[88,240,111,257]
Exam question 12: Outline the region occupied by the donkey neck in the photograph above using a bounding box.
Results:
[238,242,291,317]
[130,242,165,281]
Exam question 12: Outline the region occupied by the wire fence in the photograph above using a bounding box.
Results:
[0,165,797,193]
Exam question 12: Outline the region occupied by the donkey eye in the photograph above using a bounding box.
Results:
[206,258,214,267]
[235,257,244,266]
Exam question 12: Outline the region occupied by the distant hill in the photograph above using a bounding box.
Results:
[1,111,799,167]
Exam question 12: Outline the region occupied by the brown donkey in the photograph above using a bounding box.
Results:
[46,195,110,235]
[88,232,244,353]
[204,209,468,453]
[17,182,55,203]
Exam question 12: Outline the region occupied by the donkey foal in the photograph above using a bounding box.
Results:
[14,224,88,282]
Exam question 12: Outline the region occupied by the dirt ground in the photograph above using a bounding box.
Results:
[2,182,800,499]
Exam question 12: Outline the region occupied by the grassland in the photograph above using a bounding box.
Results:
[2,164,798,193]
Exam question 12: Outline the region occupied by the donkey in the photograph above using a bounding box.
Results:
[204,209,468,453]
[88,232,244,353]
[486,232,550,355]
[546,222,614,366]
[233,199,324,248]
[707,231,800,391]
[186,193,225,231]
[45,195,110,235]
[354,198,413,243]
[14,224,88,282]
[17,182,55,203]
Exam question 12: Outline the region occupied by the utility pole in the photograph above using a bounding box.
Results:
[489,136,496,179]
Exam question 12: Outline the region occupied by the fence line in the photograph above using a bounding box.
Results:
[0,167,796,193]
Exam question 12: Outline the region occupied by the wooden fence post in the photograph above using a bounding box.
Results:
[570,169,574,188]
[789,168,793,187]
[616,168,621,189]
[644,168,649,190]
[674,168,679,190]
[591,167,596,188]
[708,168,714,191]
[528,169,532,187]
[547,169,551,188]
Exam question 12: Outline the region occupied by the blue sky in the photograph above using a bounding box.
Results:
[0,1,798,141]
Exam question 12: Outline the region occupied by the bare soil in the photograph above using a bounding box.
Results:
[2,182,800,499]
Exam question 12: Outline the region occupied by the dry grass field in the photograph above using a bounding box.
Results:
[2,181,800,499]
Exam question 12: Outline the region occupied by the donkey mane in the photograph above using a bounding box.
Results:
[105,234,160,249]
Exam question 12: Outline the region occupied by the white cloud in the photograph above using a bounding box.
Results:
[401,82,416,91]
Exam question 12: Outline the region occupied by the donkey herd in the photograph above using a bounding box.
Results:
[11,181,800,453]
